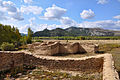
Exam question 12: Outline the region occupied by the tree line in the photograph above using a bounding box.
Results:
[0,24,33,51]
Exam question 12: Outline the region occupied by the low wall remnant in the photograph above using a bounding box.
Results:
[0,51,119,80]
[28,42,99,56]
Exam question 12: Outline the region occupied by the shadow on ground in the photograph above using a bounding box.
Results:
[52,52,87,56]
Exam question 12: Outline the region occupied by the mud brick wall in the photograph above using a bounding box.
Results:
[36,58,103,73]
[59,43,81,54]
[23,53,103,73]
[0,51,118,80]
[0,51,103,73]
[29,42,99,56]
[80,43,96,53]
[34,42,60,55]
[0,52,24,71]
[47,42,60,55]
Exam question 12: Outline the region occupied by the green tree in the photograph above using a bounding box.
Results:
[0,24,21,46]
[15,28,21,41]
[27,27,33,44]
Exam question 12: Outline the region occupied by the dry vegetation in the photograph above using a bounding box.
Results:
[16,67,102,80]
[19,40,120,80]
[1,40,120,80]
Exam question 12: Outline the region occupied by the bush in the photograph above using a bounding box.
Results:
[1,42,15,51]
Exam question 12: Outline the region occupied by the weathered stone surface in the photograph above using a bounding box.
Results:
[0,51,103,73]
[0,51,119,80]
[0,52,24,71]
[29,41,98,56]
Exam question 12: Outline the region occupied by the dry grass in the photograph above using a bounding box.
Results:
[16,67,102,80]
[43,40,120,44]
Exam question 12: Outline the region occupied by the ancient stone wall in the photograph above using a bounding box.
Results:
[80,43,96,53]
[0,52,24,71]
[0,51,119,80]
[30,42,99,56]
[0,51,103,73]
[33,42,60,55]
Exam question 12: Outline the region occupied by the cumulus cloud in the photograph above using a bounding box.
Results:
[2,1,17,12]
[8,11,24,21]
[40,4,67,20]
[19,17,36,33]
[20,19,120,33]
[97,0,108,4]
[20,17,71,33]
[24,0,32,4]
[113,15,120,20]
[0,0,24,21]
[20,5,43,15]
[78,20,120,30]
[60,17,77,26]
[80,9,95,19]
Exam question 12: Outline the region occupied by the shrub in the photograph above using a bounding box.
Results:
[1,42,15,51]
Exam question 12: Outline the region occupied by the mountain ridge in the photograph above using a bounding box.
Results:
[33,27,120,37]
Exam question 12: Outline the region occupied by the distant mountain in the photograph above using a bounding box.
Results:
[33,28,74,37]
[33,27,120,37]
[21,33,27,36]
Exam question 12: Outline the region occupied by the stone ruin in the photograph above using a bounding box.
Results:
[0,51,119,80]
[0,41,119,80]
[28,41,99,56]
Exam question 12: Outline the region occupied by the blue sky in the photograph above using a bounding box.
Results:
[0,0,120,33]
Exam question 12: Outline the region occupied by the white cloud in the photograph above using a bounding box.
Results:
[0,11,7,20]
[80,9,95,19]
[19,24,29,34]
[60,17,77,26]
[29,17,35,23]
[20,19,120,33]
[78,20,120,30]
[0,6,7,20]
[40,4,67,20]
[21,5,43,15]
[20,20,70,33]
[0,0,24,21]
[24,0,32,4]
[19,17,36,33]
[35,24,70,32]
[8,11,24,21]
[97,0,108,4]
[2,1,17,12]
[113,15,120,20]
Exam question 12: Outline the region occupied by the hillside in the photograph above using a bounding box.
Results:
[33,27,120,37]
